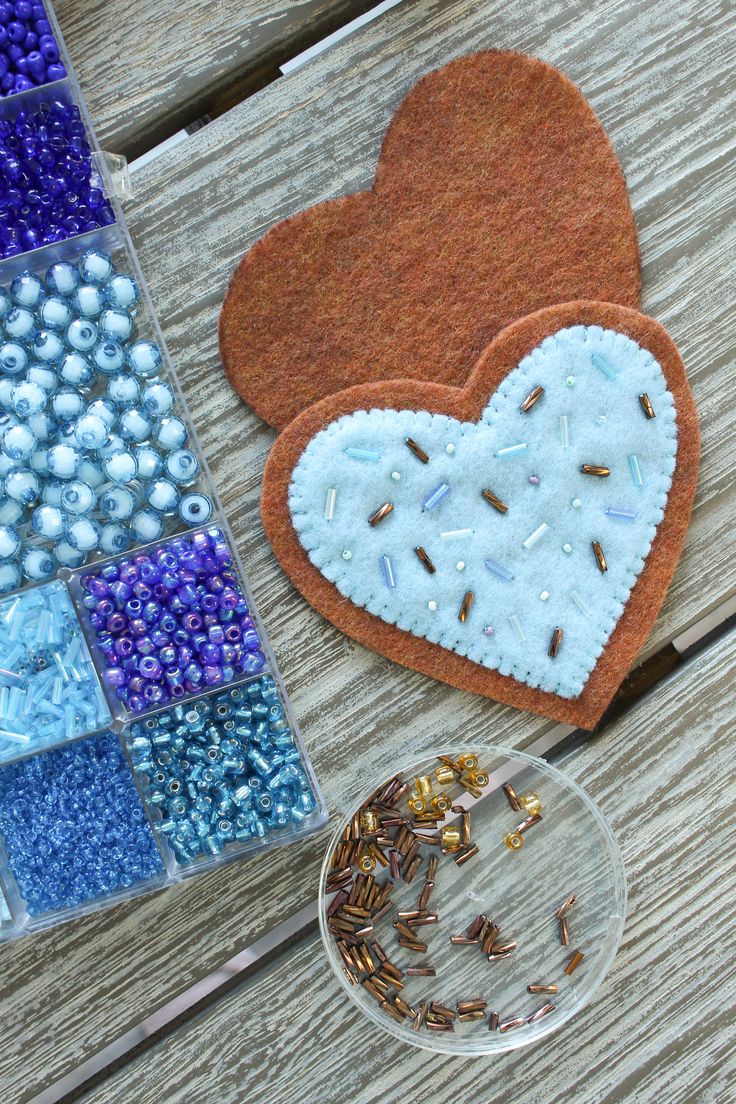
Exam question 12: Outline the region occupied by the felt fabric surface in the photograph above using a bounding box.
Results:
[288,326,677,700]
[220,50,641,429]
[261,303,699,730]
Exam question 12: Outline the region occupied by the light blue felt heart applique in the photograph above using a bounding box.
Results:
[288,325,677,699]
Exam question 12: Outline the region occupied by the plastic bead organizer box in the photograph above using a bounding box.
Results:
[0,2,327,940]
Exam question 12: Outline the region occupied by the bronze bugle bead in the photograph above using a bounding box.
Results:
[528,1002,556,1025]
[372,940,388,964]
[555,893,577,918]
[412,1002,428,1031]
[398,938,428,953]
[397,909,424,920]
[327,889,349,918]
[481,926,500,955]
[478,917,492,944]
[328,916,356,935]
[639,392,655,419]
[564,949,585,975]
[398,829,415,857]
[348,873,364,905]
[418,880,435,910]
[459,1010,486,1022]
[431,1002,457,1022]
[355,924,374,939]
[370,975,390,996]
[350,811,361,838]
[548,626,564,658]
[380,999,405,1023]
[490,940,517,954]
[389,849,400,880]
[407,966,436,976]
[461,811,471,846]
[404,855,421,883]
[580,464,610,477]
[454,843,479,866]
[488,951,512,962]
[336,941,353,968]
[514,812,542,834]
[450,935,479,946]
[437,754,463,775]
[427,856,439,880]
[368,842,389,868]
[379,960,404,981]
[342,904,370,918]
[405,437,430,463]
[394,920,415,940]
[527,983,558,994]
[414,546,436,575]
[559,916,570,946]
[468,914,485,940]
[502,782,522,812]
[378,971,404,992]
[368,501,394,526]
[361,978,383,1002]
[343,966,358,985]
[457,1000,487,1014]
[458,777,482,798]
[499,1016,525,1033]
[592,540,608,573]
[481,488,509,513]
[403,839,420,867]
[414,832,441,845]
[488,1011,500,1031]
[408,914,438,927]
[391,781,409,805]
[458,590,474,623]
[520,384,545,413]
[372,902,393,925]
[427,1021,454,1032]
[394,996,415,1018]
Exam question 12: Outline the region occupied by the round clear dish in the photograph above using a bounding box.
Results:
[318,743,626,1055]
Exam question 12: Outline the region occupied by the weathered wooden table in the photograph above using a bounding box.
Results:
[3,2,735,1102]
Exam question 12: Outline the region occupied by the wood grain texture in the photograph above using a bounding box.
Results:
[79,626,736,1104]
[2,0,735,1098]
[53,0,375,158]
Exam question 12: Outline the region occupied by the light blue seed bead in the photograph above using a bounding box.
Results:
[79,249,114,285]
[178,493,213,527]
[10,272,44,308]
[96,432,125,460]
[99,308,134,342]
[74,413,108,450]
[51,388,85,422]
[41,478,64,506]
[127,340,162,379]
[0,526,20,559]
[59,351,94,388]
[60,481,96,515]
[130,508,164,543]
[5,469,39,504]
[100,485,137,520]
[77,458,105,489]
[0,498,24,525]
[4,306,35,339]
[153,416,187,451]
[119,407,152,443]
[142,381,174,418]
[0,341,28,375]
[66,319,98,352]
[31,504,67,540]
[46,443,81,480]
[22,547,55,580]
[32,330,64,363]
[0,561,20,592]
[107,374,139,408]
[71,284,104,318]
[66,517,101,551]
[26,411,57,443]
[146,479,179,515]
[92,340,125,375]
[2,425,35,465]
[99,522,132,555]
[103,449,137,483]
[103,273,139,310]
[29,448,49,475]
[39,295,73,330]
[0,379,14,408]
[53,540,85,568]
[166,448,199,485]
[27,363,59,393]
[86,397,117,429]
[46,261,80,297]
[11,381,46,418]
[133,445,162,481]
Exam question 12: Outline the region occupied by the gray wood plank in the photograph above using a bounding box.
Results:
[1,0,734,1098]
[79,624,736,1104]
[54,0,375,158]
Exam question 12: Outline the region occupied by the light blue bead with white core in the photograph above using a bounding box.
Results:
[0,341,28,375]
[10,272,44,308]
[28,411,57,443]
[41,479,64,506]
[46,261,81,297]
[146,479,179,514]
[0,379,13,408]
[0,525,20,558]
[60,481,96,515]
[77,458,105,489]
[74,413,108,449]
[99,522,132,555]
[54,539,85,568]
[66,516,101,551]
[28,363,59,393]
[31,503,67,539]
[39,296,73,331]
[51,387,84,422]
[92,340,125,374]
[29,448,49,475]
[79,249,114,286]
[71,285,104,318]
[99,308,134,342]
[179,492,213,527]
[31,330,64,363]
[104,273,139,310]
[0,287,10,316]
[4,306,35,338]
[97,432,125,459]
[103,449,136,483]
[166,448,199,485]
[46,443,81,480]
[101,484,137,520]
[142,381,174,418]
[59,351,94,388]
[12,381,47,418]
[134,445,163,481]
[0,497,24,525]
[119,407,152,443]
[130,508,164,543]
[153,415,187,451]
[66,319,98,352]
[289,324,678,700]
[107,373,139,407]
[22,547,55,580]
[0,453,16,480]
[127,340,162,379]
[0,561,20,593]
[2,424,36,461]
[86,397,117,429]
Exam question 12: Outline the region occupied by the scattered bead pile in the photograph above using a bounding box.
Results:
[0,246,213,590]
[82,527,266,714]
[0,100,112,257]
[127,676,319,864]
[0,579,109,760]
[0,730,163,915]
[0,1,66,97]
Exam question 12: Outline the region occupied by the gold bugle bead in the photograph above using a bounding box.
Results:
[639,392,656,419]
[458,590,474,623]
[564,949,585,975]
[459,1010,486,1022]
[580,464,610,477]
[528,983,558,995]
[481,488,509,513]
[414,545,436,574]
[592,540,608,573]
[520,384,545,412]
[405,437,430,463]
[368,501,394,527]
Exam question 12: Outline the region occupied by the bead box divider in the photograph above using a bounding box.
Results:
[0,2,327,941]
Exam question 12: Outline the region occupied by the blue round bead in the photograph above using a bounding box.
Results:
[66,516,101,551]
[107,373,139,407]
[71,284,104,318]
[21,545,55,579]
[59,350,94,388]
[0,524,20,558]
[79,248,114,285]
[126,340,161,379]
[85,396,117,428]
[10,271,43,308]
[129,508,164,543]
[103,449,136,484]
[0,341,28,375]
[26,363,58,393]
[4,305,35,338]
[31,502,66,539]
[46,261,80,297]
[100,485,137,521]
[103,273,139,310]
[166,448,199,486]
[50,387,84,422]
[46,442,80,479]
[66,318,98,352]
[10,380,45,417]
[133,445,163,481]
[153,416,187,452]
[73,413,108,449]
[142,380,174,418]
[39,294,72,330]
[59,480,95,515]
[178,493,213,527]
[53,539,85,568]
[99,308,134,343]
[92,339,125,375]
[145,478,179,515]
[119,407,152,444]
[99,521,132,555]
[2,422,35,460]
[0,560,20,592]
[32,329,64,362]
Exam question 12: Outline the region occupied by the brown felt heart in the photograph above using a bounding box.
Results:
[220,50,641,430]
[261,302,699,730]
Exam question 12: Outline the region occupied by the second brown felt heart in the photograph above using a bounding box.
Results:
[220,50,641,429]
